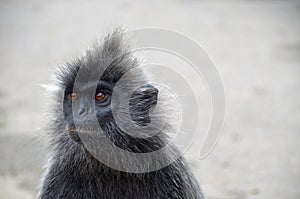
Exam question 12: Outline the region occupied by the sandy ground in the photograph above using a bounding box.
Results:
[0,0,299,198]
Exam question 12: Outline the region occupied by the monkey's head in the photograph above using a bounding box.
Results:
[49,29,168,153]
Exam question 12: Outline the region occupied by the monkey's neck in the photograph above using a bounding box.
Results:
[40,133,203,199]
[52,133,161,172]
[52,135,101,169]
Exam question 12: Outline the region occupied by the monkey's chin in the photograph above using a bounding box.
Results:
[66,128,82,143]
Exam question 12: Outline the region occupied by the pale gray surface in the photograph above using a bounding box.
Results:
[0,0,299,198]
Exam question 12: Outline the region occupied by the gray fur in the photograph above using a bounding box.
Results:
[38,28,204,199]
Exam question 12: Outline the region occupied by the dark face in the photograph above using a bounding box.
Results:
[63,79,158,143]
[63,80,114,141]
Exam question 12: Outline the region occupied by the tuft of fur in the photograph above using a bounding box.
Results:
[38,28,204,199]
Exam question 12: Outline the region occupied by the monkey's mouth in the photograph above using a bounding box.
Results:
[66,128,97,143]
[67,128,98,136]
[66,128,107,144]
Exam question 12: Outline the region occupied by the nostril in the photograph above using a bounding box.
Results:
[78,108,86,116]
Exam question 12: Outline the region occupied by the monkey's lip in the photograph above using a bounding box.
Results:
[67,128,98,135]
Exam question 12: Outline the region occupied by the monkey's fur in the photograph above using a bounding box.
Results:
[38,29,204,199]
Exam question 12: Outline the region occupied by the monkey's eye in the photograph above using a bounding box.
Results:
[69,93,78,101]
[95,92,108,102]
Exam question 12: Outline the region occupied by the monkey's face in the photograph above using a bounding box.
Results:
[62,79,112,141]
[62,77,158,143]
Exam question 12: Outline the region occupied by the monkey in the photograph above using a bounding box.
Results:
[38,29,204,199]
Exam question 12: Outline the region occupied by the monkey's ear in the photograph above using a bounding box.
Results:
[129,84,158,126]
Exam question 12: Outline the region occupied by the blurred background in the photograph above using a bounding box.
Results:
[0,0,299,198]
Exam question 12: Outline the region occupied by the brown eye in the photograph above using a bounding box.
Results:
[70,93,78,101]
[95,92,107,102]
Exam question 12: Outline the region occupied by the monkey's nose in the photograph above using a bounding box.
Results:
[78,108,86,116]
[77,105,93,117]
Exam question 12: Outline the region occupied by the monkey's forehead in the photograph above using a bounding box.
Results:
[57,58,139,90]
[64,80,114,92]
